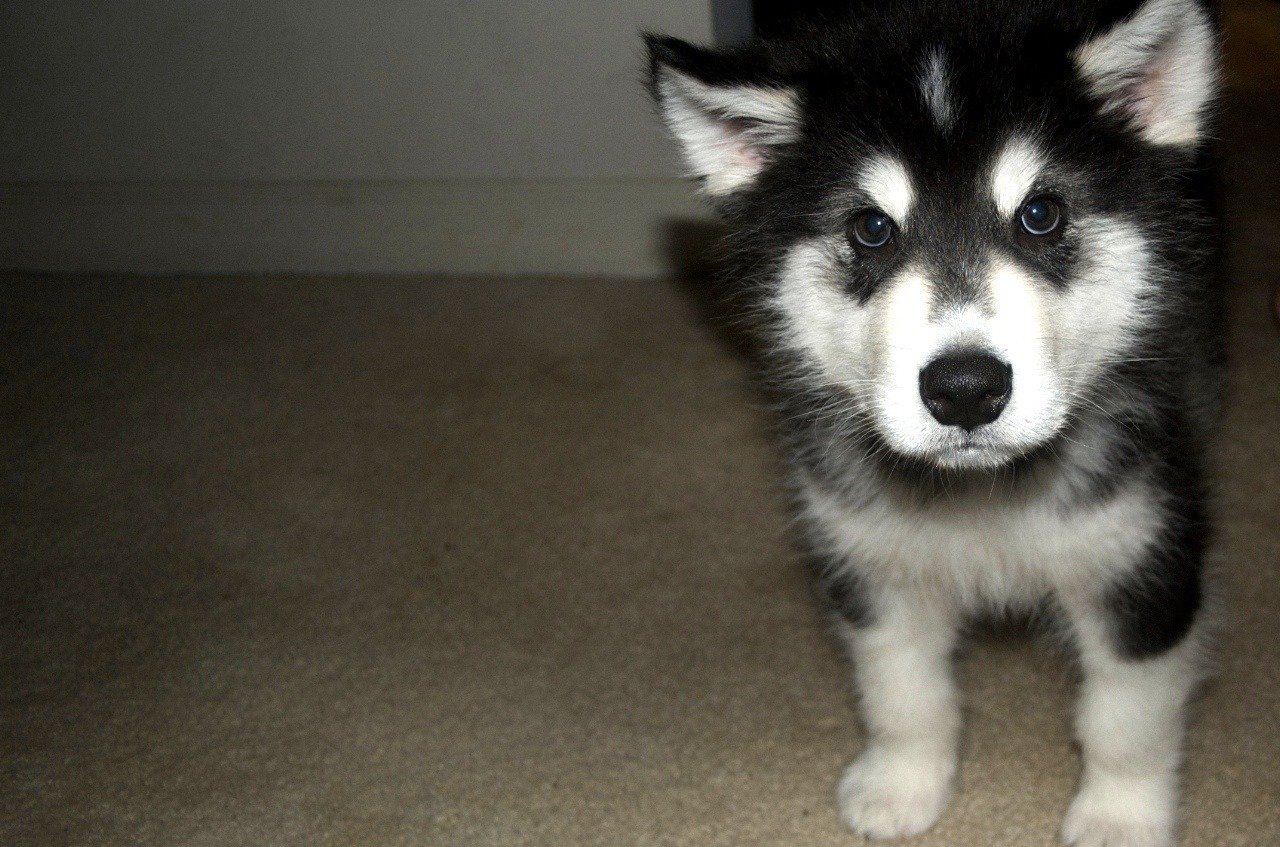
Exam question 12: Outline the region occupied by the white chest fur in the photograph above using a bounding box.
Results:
[800,472,1165,610]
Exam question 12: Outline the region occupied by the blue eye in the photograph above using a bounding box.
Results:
[1018,196,1063,236]
[849,210,896,249]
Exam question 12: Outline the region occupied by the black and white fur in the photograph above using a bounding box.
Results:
[646,1,1224,844]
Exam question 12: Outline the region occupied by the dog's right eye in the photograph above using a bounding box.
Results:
[847,210,897,252]
[1017,196,1063,238]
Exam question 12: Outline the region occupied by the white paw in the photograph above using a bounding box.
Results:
[1061,777,1176,847]
[836,747,955,840]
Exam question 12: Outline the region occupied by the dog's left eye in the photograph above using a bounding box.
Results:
[1018,196,1063,237]
[848,210,897,251]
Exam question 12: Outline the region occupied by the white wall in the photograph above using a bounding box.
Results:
[0,1,715,276]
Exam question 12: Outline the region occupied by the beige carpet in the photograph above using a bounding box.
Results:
[4,138,1280,847]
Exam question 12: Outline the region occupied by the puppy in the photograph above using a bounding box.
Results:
[645,2,1224,844]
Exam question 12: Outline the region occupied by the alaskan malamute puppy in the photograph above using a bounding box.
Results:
[645,1,1224,844]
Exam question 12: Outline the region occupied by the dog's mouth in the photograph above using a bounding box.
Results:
[932,437,1017,470]
[910,422,1064,472]
[926,421,1073,475]
[865,425,1040,479]
[863,382,1071,477]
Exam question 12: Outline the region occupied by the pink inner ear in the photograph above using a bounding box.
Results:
[719,116,767,174]
[1126,43,1175,126]
[1126,84,1156,124]
[736,143,766,170]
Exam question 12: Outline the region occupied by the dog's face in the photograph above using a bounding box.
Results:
[648,0,1218,470]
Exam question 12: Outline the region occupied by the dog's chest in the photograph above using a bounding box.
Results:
[802,475,1162,605]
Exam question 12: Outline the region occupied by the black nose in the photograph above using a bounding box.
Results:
[919,352,1012,431]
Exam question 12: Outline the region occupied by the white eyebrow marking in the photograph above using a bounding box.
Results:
[990,137,1045,218]
[860,155,914,223]
[920,49,955,131]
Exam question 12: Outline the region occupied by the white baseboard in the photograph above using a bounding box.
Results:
[0,179,716,277]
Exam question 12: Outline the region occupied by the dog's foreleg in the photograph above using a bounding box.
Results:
[835,586,960,840]
[1060,600,1204,847]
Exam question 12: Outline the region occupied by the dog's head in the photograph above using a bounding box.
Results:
[647,0,1219,471]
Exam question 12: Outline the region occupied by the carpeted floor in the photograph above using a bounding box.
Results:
[4,132,1280,847]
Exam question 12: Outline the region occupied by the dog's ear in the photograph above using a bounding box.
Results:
[645,35,800,197]
[1073,0,1220,147]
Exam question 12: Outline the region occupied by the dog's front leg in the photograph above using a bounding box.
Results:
[835,586,960,840]
[1060,600,1204,847]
